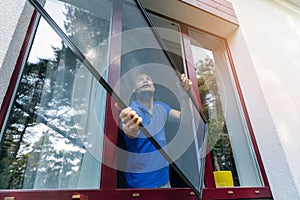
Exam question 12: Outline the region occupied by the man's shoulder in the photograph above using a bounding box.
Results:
[154,101,171,112]
[154,101,170,107]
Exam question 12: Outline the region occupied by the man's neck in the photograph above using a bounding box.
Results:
[138,98,153,108]
[137,97,154,114]
[135,91,154,113]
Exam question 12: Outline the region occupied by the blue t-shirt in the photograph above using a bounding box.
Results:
[122,100,171,188]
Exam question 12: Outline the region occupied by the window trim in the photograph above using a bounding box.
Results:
[101,0,123,190]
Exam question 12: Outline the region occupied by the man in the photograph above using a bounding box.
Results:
[117,72,192,188]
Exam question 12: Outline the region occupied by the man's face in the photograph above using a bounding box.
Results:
[134,73,155,94]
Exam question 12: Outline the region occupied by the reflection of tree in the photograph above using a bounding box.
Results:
[196,55,239,186]
[0,1,111,189]
[64,4,110,53]
[0,59,48,188]
[0,43,82,188]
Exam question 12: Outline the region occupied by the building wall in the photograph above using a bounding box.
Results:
[228,0,300,199]
[0,0,33,108]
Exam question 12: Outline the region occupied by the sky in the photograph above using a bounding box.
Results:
[28,0,65,63]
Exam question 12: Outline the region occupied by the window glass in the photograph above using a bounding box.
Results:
[147,13,185,74]
[116,0,207,197]
[40,0,112,76]
[189,29,264,187]
[0,0,112,189]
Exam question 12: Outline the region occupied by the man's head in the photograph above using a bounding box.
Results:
[134,73,155,93]
[133,73,155,101]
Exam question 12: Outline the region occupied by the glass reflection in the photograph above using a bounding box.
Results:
[0,0,112,189]
[193,47,239,186]
[40,0,112,75]
[190,29,264,187]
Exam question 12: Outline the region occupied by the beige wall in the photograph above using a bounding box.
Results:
[229,0,300,199]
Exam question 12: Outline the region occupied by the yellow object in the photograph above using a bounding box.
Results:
[213,170,234,187]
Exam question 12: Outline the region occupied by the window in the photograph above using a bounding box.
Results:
[0,0,112,189]
[0,0,272,199]
[189,29,264,187]
[117,0,206,196]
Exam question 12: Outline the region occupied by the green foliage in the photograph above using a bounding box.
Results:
[195,55,237,179]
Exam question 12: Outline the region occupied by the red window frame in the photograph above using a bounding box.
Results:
[180,22,273,200]
[0,0,273,199]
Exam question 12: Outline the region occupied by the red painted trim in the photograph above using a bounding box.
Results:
[101,96,119,190]
[203,187,272,199]
[224,41,271,189]
[180,24,202,108]
[0,187,272,200]
[0,189,199,200]
[102,93,121,186]
[0,11,38,132]
[101,0,123,190]
[203,150,216,188]
[184,0,236,16]
[179,0,239,25]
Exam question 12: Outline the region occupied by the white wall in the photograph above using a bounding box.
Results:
[228,0,300,199]
[0,0,33,108]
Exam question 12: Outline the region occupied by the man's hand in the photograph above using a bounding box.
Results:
[180,74,192,91]
[115,103,142,138]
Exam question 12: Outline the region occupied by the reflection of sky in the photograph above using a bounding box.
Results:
[28,0,66,63]
[191,45,216,113]
[191,45,213,79]
[191,45,213,64]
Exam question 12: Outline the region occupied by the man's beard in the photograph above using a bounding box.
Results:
[135,90,154,103]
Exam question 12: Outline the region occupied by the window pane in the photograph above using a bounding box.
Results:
[0,0,112,190]
[189,29,264,187]
[33,0,113,75]
[116,1,207,197]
